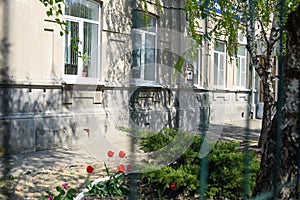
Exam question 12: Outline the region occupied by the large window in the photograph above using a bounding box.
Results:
[236,46,247,87]
[132,12,157,81]
[64,0,100,81]
[214,41,226,87]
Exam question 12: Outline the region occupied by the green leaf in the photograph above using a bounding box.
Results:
[104,163,110,176]
[56,186,63,192]
[66,188,77,197]
[41,196,49,200]
[45,190,54,196]
[46,10,52,17]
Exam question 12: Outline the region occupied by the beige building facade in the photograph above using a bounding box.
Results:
[0,0,256,154]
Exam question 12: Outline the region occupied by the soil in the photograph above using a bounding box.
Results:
[0,163,187,200]
[0,163,116,200]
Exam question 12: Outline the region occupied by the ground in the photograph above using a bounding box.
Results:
[0,120,262,199]
[0,163,108,199]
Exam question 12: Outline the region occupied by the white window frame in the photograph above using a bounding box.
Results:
[236,46,247,88]
[213,41,226,88]
[132,14,157,83]
[193,48,203,88]
[63,0,101,84]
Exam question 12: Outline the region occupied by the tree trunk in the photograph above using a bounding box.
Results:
[253,4,300,199]
[246,16,278,150]
[258,17,280,149]
[258,61,276,150]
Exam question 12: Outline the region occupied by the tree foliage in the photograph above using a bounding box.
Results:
[185,0,299,56]
[39,0,67,36]
[184,0,300,150]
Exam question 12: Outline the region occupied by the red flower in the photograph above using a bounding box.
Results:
[126,164,133,172]
[117,164,125,173]
[61,183,69,189]
[48,195,54,200]
[107,150,114,157]
[170,181,176,190]
[118,150,126,158]
[86,165,94,173]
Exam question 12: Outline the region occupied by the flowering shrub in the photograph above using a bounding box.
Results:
[107,150,114,157]
[42,150,130,199]
[41,183,77,200]
[169,182,176,190]
[118,150,126,158]
[86,165,94,173]
[117,164,125,173]
[126,164,133,172]
[140,128,260,199]
[84,150,129,198]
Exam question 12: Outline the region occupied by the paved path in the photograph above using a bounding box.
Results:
[0,119,262,177]
[222,119,261,143]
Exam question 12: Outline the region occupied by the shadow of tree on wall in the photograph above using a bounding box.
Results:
[99,4,215,177]
[129,87,178,131]
[0,1,12,198]
[0,1,86,199]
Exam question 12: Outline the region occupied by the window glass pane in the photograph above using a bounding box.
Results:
[214,53,218,85]
[238,46,245,56]
[214,41,225,52]
[132,12,156,32]
[193,50,199,84]
[132,32,142,79]
[241,72,246,86]
[144,34,156,81]
[147,16,156,32]
[219,54,225,86]
[236,57,241,85]
[219,70,224,86]
[83,22,98,78]
[65,21,79,75]
[240,57,246,72]
[241,57,246,86]
[219,54,225,70]
[65,0,99,21]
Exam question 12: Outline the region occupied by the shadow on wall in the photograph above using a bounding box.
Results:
[103,0,132,85]
[0,1,12,195]
[0,2,79,198]
[129,88,178,131]
[0,85,78,155]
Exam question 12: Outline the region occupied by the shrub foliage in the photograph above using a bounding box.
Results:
[139,128,260,199]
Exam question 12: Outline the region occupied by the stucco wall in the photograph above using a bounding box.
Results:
[7,0,63,84]
[0,0,251,154]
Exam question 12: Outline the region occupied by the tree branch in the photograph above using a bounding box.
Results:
[258,18,269,46]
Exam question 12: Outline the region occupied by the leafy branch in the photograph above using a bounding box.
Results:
[39,0,68,36]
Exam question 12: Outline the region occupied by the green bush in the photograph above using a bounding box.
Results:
[139,128,178,152]
[139,128,260,199]
[207,141,259,199]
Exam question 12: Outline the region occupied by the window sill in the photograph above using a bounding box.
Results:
[134,82,162,88]
[235,87,251,92]
[62,77,106,86]
[212,86,226,91]
[212,87,251,93]
[193,84,205,89]
[131,80,162,88]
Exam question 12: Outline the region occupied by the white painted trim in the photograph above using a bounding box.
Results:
[63,0,101,84]
[213,41,227,88]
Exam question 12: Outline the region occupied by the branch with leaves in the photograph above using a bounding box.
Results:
[39,0,68,36]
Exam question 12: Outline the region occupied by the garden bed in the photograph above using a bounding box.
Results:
[0,128,261,199]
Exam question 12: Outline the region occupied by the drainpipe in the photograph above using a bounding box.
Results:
[251,62,256,119]
[204,6,209,88]
[249,1,256,119]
